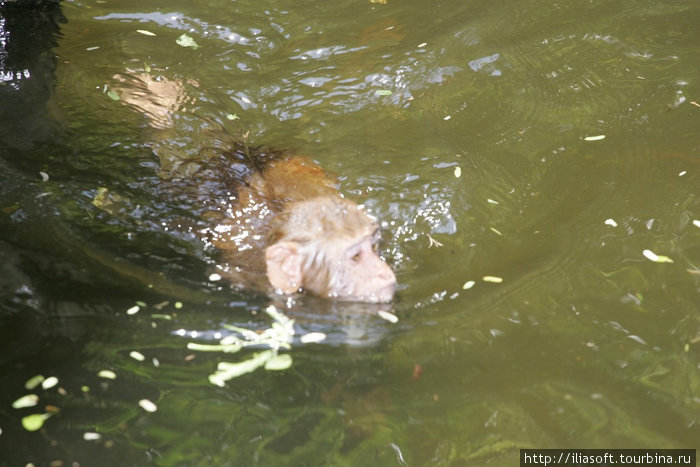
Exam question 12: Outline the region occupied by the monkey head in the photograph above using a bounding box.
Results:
[265,197,396,303]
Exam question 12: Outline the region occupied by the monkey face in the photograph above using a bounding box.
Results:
[327,231,396,303]
[265,198,396,303]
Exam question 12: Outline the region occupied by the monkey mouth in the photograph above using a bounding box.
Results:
[363,283,396,304]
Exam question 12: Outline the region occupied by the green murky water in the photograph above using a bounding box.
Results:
[1,0,698,465]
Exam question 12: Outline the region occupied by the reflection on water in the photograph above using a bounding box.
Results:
[0,0,698,464]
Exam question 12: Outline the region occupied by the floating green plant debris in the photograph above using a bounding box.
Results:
[176,34,199,49]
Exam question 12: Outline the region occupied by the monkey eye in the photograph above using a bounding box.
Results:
[347,244,363,262]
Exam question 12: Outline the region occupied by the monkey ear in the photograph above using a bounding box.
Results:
[265,241,304,294]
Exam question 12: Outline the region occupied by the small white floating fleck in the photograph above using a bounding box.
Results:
[489,227,502,236]
[174,301,183,309]
[482,275,503,283]
[604,218,618,227]
[41,376,58,390]
[98,370,116,379]
[462,280,475,290]
[83,432,102,441]
[584,135,605,141]
[136,29,156,36]
[443,115,451,120]
[377,310,399,323]
[126,305,140,315]
[417,42,427,48]
[487,198,499,205]
[85,46,100,51]
[454,166,462,178]
[678,171,687,176]
[693,220,700,228]
[642,249,674,263]
[138,399,158,413]
[627,334,647,345]
[39,171,49,182]
[129,351,146,361]
[300,332,327,344]
[209,273,222,282]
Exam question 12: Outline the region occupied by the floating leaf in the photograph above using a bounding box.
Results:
[98,370,117,380]
[483,275,503,283]
[12,394,39,409]
[176,34,200,49]
[642,249,673,263]
[375,90,392,96]
[22,413,51,431]
[106,90,120,101]
[209,350,275,386]
[138,399,158,413]
[41,376,58,390]
[584,135,605,141]
[377,310,399,323]
[604,218,618,227]
[264,354,293,371]
[25,375,45,390]
[136,29,156,36]
[150,313,173,320]
[226,113,240,120]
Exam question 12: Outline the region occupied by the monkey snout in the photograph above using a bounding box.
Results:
[373,268,396,303]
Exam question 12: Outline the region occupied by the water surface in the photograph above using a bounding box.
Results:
[0,0,698,465]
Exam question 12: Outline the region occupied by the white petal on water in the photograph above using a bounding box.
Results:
[604,218,618,227]
[377,310,399,323]
[642,249,674,263]
[584,135,605,141]
[126,305,140,315]
[83,432,102,441]
[98,370,116,380]
[482,275,503,283]
[300,332,327,344]
[12,394,39,409]
[627,335,647,345]
[41,376,58,390]
[129,351,146,361]
[462,280,475,290]
[138,399,158,413]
